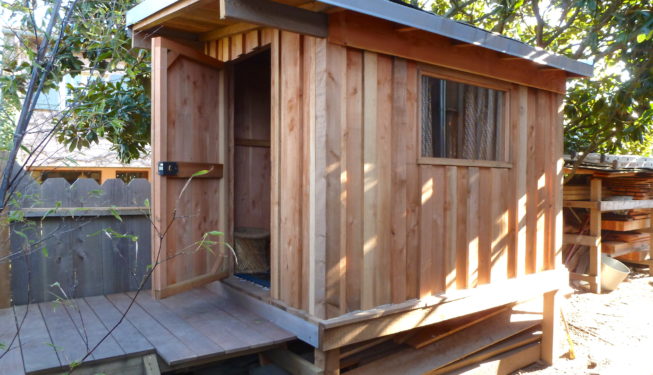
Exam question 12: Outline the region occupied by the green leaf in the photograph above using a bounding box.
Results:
[144,198,150,209]
[41,246,48,257]
[207,230,224,237]
[636,33,647,43]
[109,206,123,222]
[192,169,210,177]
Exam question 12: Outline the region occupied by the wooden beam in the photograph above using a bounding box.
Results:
[262,348,323,375]
[319,270,567,350]
[131,0,203,31]
[220,0,327,38]
[562,234,600,247]
[200,22,260,42]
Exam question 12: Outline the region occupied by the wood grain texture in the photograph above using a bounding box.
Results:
[151,37,227,299]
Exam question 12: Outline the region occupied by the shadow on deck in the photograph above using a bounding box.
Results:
[0,282,295,374]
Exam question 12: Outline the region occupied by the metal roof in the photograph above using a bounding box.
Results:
[126,0,593,77]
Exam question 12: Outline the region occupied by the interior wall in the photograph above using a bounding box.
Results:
[233,51,271,230]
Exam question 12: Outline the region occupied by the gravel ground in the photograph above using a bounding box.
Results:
[514,266,653,375]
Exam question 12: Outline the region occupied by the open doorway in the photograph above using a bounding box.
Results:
[232,49,272,287]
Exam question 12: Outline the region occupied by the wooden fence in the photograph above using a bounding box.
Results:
[7,176,151,305]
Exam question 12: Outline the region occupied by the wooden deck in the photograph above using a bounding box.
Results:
[0,282,295,374]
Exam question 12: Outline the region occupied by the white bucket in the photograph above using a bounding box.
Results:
[600,254,630,292]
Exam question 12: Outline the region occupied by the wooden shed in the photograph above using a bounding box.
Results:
[127,0,592,373]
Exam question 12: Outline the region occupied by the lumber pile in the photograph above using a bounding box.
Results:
[341,303,543,375]
[563,185,611,201]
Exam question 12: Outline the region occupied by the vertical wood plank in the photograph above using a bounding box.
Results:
[431,167,446,294]
[362,50,378,310]
[245,30,260,54]
[478,168,492,285]
[270,29,281,300]
[456,167,468,289]
[344,48,363,311]
[512,86,528,277]
[419,168,435,298]
[405,61,420,300]
[325,43,346,317]
[537,90,551,274]
[375,54,393,306]
[221,37,230,61]
[217,39,224,61]
[525,88,538,274]
[444,166,458,291]
[302,35,315,313]
[279,31,303,308]
[391,57,408,303]
[466,167,480,288]
[552,94,564,269]
[490,169,509,282]
[230,33,244,60]
[151,38,168,295]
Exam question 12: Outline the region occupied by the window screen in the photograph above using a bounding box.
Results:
[421,76,505,161]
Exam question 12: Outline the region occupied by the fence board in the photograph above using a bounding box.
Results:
[9,176,151,305]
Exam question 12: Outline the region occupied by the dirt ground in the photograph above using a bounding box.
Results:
[514,265,653,375]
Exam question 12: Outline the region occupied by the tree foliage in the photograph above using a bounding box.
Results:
[408,0,653,156]
[1,0,150,163]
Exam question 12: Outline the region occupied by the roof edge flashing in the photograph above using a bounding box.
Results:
[319,0,593,77]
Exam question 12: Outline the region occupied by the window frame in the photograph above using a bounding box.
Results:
[417,65,513,169]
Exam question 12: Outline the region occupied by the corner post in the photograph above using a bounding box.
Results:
[589,178,602,293]
[315,348,340,375]
[541,289,561,364]
[649,208,653,276]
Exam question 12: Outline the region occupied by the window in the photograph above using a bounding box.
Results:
[421,76,506,162]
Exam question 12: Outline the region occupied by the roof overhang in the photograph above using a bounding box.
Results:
[126,0,593,78]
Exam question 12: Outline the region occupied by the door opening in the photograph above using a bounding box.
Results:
[232,49,272,288]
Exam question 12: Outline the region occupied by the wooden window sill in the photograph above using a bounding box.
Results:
[418,157,512,169]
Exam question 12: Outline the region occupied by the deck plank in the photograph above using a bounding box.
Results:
[39,301,93,365]
[158,289,254,353]
[105,293,196,365]
[186,289,277,349]
[72,299,125,361]
[0,308,24,375]
[84,296,153,357]
[201,285,295,344]
[129,291,225,359]
[13,304,61,373]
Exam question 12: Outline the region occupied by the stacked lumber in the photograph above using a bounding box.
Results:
[342,303,543,375]
[563,185,611,201]
[604,177,653,200]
